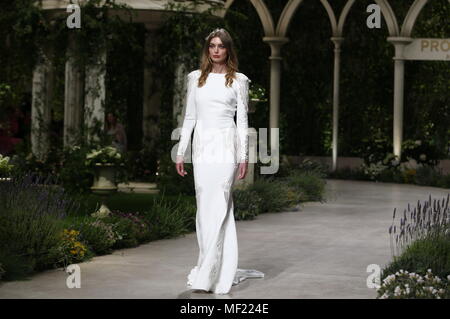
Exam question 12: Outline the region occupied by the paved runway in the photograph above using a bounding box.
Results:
[1,179,448,299]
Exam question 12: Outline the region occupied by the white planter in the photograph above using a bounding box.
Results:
[90,163,118,195]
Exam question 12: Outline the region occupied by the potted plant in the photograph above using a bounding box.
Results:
[85,146,124,195]
[0,154,14,181]
[248,83,268,113]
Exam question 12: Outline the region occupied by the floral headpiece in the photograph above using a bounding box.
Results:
[205,28,226,41]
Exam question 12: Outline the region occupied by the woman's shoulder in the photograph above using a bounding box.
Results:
[188,69,201,78]
[235,72,250,87]
[235,72,250,81]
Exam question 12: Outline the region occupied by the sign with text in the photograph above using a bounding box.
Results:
[403,38,450,61]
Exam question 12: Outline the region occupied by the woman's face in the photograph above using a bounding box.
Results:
[107,113,115,123]
[209,37,227,64]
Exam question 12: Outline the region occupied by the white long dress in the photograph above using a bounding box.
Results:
[176,69,264,294]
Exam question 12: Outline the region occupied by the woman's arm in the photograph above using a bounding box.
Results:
[176,71,198,159]
[236,73,250,163]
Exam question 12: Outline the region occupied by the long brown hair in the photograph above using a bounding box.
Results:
[197,28,239,88]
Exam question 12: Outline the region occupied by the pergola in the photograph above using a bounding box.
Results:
[32,0,449,171]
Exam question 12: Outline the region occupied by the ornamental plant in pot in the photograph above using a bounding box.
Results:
[0,154,14,181]
[248,83,267,113]
[85,146,124,195]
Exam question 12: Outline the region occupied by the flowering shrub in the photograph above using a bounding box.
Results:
[55,229,89,267]
[0,154,14,176]
[103,210,152,248]
[77,218,121,255]
[85,146,123,167]
[249,83,267,102]
[377,269,449,299]
[402,139,443,167]
[360,153,400,180]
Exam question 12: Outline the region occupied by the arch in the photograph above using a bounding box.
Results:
[276,0,304,36]
[373,0,400,36]
[401,0,429,37]
[249,0,276,36]
[320,0,337,35]
[336,0,356,35]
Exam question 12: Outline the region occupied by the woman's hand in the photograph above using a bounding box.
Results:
[176,155,188,177]
[237,161,248,179]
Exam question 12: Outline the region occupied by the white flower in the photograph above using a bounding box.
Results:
[419,154,427,161]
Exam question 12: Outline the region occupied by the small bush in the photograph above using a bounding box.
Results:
[49,228,94,269]
[0,173,81,280]
[283,169,326,202]
[156,153,195,196]
[142,193,196,239]
[233,188,263,220]
[377,269,449,299]
[74,216,121,255]
[382,228,450,281]
[414,165,443,187]
[248,178,295,213]
[103,210,153,249]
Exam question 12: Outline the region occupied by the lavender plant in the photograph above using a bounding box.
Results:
[389,194,450,258]
[0,172,82,280]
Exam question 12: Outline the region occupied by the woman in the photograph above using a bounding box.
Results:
[105,112,127,153]
[175,28,264,295]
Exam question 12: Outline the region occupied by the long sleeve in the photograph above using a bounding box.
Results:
[177,71,198,158]
[236,73,250,163]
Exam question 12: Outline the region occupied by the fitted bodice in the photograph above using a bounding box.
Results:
[194,73,237,128]
[177,69,250,163]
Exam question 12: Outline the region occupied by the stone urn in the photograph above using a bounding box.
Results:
[90,163,118,195]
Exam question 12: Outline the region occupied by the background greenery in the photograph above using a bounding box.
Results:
[1,0,448,181]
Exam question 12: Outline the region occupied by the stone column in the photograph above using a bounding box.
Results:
[172,60,191,161]
[142,29,161,152]
[387,37,413,159]
[64,33,84,148]
[262,36,289,173]
[331,37,344,172]
[84,50,107,144]
[31,48,54,161]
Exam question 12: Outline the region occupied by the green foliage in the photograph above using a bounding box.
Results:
[282,169,326,202]
[247,177,296,214]
[0,173,83,280]
[382,228,450,282]
[141,193,197,239]
[377,269,449,299]
[156,152,195,196]
[0,206,63,280]
[103,210,153,249]
[0,154,14,176]
[59,145,95,195]
[414,165,445,187]
[70,216,121,256]
[49,228,95,269]
[126,147,158,183]
[232,189,263,221]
